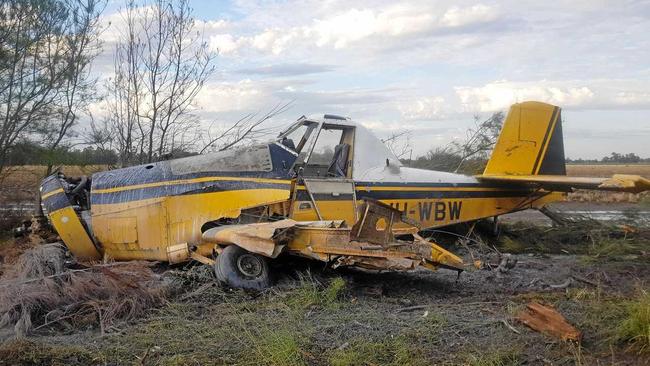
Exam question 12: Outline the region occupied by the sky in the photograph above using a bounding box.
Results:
[95,0,650,159]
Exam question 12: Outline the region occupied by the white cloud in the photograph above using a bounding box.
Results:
[441,4,497,27]
[194,79,265,113]
[209,34,243,55]
[205,3,500,56]
[454,79,650,112]
[398,96,447,120]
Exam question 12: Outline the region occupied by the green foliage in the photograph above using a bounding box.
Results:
[405,111,504,174]
[497,222,649,259]
[616,291,650,353]
[285,275,346,311]
[247,329,305,366]
[567,152,649,164]
[0,339,99,366]
[328,336,425,366]
[323,277,346,305]
[6,141,117,166]
[463,349,522,366]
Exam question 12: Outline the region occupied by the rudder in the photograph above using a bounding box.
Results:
[484,101,566,176]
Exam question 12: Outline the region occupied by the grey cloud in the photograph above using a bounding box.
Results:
[237,63,336,76]
[277,88,401,106]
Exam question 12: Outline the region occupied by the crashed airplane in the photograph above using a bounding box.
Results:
[40,101,650,289]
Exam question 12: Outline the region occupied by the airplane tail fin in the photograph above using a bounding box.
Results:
[484,101,566,176]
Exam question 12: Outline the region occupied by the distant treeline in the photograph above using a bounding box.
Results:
[6,142,202,166]
[5,141,649,168]
[566,152,650,164]
[7,142,118,166]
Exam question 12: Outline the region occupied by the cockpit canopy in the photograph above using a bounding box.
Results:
[276,115,401,180]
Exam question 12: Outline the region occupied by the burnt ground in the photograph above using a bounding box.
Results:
[0,208,649,366]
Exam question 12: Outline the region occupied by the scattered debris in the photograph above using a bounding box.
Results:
[516,302,581,342]
[396,305,428,313]
[0,244,168,337]
[549,278,573,289]
[496,253,518,274]
[501,319,521,334]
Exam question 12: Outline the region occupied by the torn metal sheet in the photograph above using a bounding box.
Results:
[351,199,420,247]
[202,219,300,258]
[516,302,581,341]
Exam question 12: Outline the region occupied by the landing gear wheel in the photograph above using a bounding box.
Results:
[214,245,271,290]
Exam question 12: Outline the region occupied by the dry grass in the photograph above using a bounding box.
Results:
[0,243,168,337]
[498,220,650,259]
[0,165,107,204]
[566,164,650,178]
[0,339,97,366]
[566,164,650,203]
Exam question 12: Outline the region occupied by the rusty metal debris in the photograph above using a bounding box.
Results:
[516,302,581,341]
[201,199,464,272]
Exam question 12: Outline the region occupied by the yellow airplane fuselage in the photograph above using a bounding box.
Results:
[42,101,647,266]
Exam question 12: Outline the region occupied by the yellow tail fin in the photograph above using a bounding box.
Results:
[484,101,565,176]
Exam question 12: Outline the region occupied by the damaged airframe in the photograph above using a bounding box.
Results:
[40,101,650,289]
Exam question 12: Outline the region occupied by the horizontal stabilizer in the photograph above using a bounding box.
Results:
[477,174,650,194]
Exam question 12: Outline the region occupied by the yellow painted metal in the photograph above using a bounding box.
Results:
[202,219,299,258]
[284,222,464,271]
[479,174,650,194]
[91,187,291,261]
[290,186,357,224]
[189,251,216,266]
[48,206,101,261]
[92,176,288,194]
[167,242,190,263]
[293,194,560,230]
[484,101,558,176]
[41,188,64,200]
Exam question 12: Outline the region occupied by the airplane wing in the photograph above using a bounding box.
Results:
[477,174,650,193]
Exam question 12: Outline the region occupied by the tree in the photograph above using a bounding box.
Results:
[382,130,412,160]
[106,0,216,167]
[37,0,105,174]
[0,0,104,178]
[199,102,293,154]
[451,112,504,173]
[602,152,642,164]
[408,112,504,174]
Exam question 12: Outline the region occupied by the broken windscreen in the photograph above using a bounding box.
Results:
[277,120,318,156]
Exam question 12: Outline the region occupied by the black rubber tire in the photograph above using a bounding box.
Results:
[214,245,271,290]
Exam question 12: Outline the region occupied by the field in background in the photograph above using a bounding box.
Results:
[566,164,650,178]
[0,165,106,204]
[0,166,107,230]
[566,164,650,203]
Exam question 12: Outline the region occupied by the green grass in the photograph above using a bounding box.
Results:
[498,222,649,260]
[246,328,305,366]
[328,336,426,366]
[0,339,101,366]
[638,194,650,207]
[463,349,522,366]
[498,236,527,254]
[616,291,650,353]
[284,275,346,311]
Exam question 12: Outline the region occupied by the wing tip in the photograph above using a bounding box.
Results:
[602,175,650,193]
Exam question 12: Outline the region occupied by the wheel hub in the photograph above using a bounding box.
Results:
[236,253,263,278]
